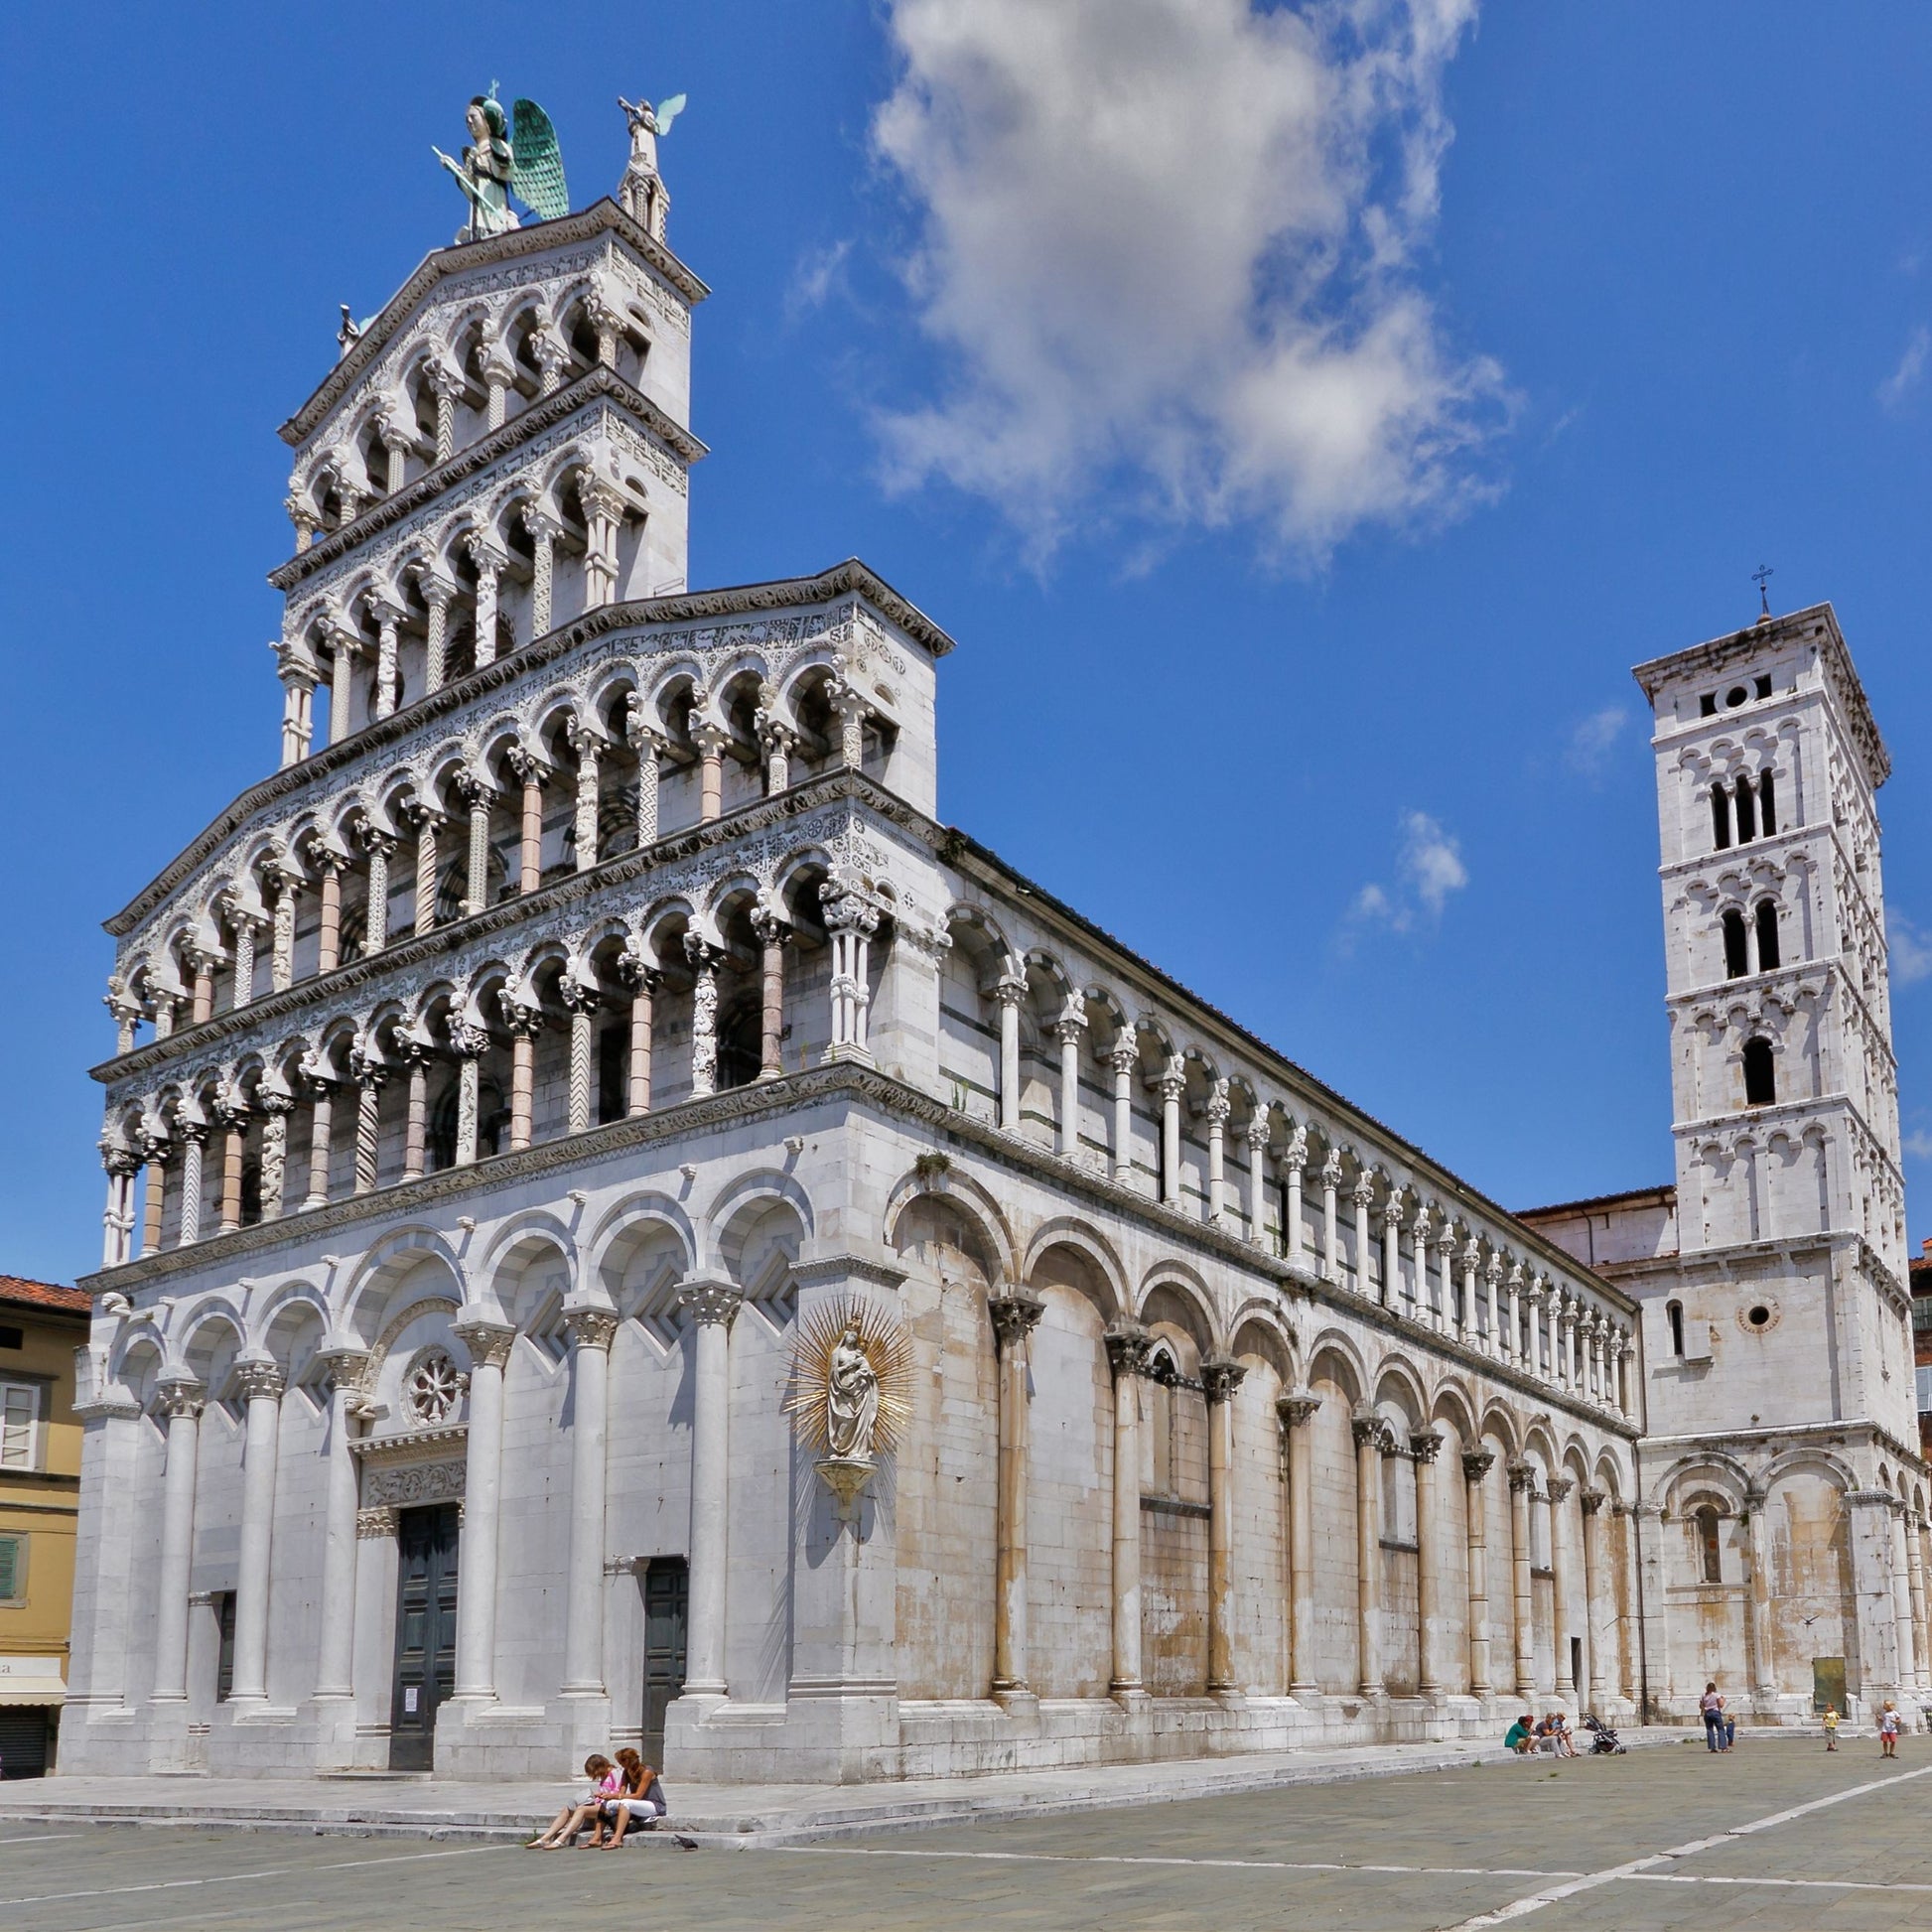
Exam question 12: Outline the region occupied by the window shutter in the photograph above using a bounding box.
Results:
[0,1384,38,1469]
[0,1533,19,1600]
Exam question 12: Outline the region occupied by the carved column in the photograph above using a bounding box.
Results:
[1459,1239,1480,1340]
[758,714,794,794]
[350,1049,385,1195]
[1382,1202,1404,1310]
[420,574,457,694]
[1352,1175,1375,1298]
[533,334,569,397]
[409,802,445,935]
[501,992,543,1151]
[483,350,516,430]
[525,508,562,638]
[456,769,492,915]
[1279,1390,1321,1695]
[228,908,260,1009]
[562,1310,620,1695]
[508,749,546,893]
[450,1021,488,1166]
[580,480,624,608]
[752,908,789,1080]
[617,952,657,1115]
[1505,1264,1523,1363]
[278,665,315,766]
[327,629,356,747]
[188,945,217,1027]
[568,724,603,870]
[820,891,879,1062]
[693,719,728,823]
[1580,1487,1610,1707]
[315,851,345,974]
[99,1145,138,1268]
[995,976,1026,1130]
[400,1041,431,1181]
[257,1087,294,1221]
[1158,1060,1185,1206]
[1104,1323,1149,1699]
[1463,1448,1495,1697]
[370,600,403,719]
[175,1119,207,1248]
[989,1288,1045,1696]
[315,1349,371,1701]
[1109,1035,1138,1184]
[686,938,721,1096]
[678,1282,742,1698]
[453,1320,515,1700]
[561,980,600,1135]
[1049,1009,1088,1162]
[428,361,461,462]
[360,827,396,952]
[270,866,299,992]
[150,1379,205,1703]
[468,536,506,666]
[229,1360,286,1702]
[1507,1460,1537,1699]
[1484,1256,1503,1357]
[1548,1475,1576,1695]
[627,707,667,846]
[1413,1203,1441,1329]
[1414,1427,1446,1699]
[140,1132,170,1257]
[1203,1356,1247,1694]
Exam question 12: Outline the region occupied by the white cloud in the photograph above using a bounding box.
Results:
[1889,910,1932,986]
[1878,325,1929,412]
[1902,1130,1932,1163]
[1343,809,1467,946]
[786,238,855,322]
[1567,705,1627,778]
[870,0,1507,563]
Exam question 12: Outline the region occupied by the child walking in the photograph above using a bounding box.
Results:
[1823,1704,1839,1751]
[1879,1701,1900,1758]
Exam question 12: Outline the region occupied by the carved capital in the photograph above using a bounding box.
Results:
[1200,1355,1247,1406]
[564,1308,621,1352]
[987,1287,1045,1351]
[1276,1388,1321,1430]
[558,979,602,1018]
[1409,1427,1445,1465]
[317,1346,373,1397]
[448,1019,490,1059]
[1506,1457,1539,1495]
[232,1360,286,1404]
[155,1377,206,1423]
[498,992,545,1039]
[1461,1448,1496,1484]
[356,1505,400,1540]
[1103,1321,1151,1381]
[615,948,661,995]
[504,745,548,789]
[1580,1486,1607,1516]
[454,1319,516,1371]
[1546,1475,1576,1504]
[750,905,792,948]
[677,1281,742,1328]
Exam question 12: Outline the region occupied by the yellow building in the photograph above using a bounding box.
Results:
[1,1274,88,1778]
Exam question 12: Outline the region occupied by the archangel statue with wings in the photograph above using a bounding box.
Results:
[434,90,570,243]
[617,90,687,239]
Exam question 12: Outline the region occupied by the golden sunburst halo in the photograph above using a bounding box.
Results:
[782,1295,914,1456]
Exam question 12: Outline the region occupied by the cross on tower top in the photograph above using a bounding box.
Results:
[1752,564,1774,621]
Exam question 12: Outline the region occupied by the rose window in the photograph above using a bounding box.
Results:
[402,1349,463,1427]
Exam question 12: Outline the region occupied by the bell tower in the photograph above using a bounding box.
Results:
[1632,603,1912,1444]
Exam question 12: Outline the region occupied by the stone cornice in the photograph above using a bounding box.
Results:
[1599,1230,1909,1312]
[80,1060,1638,1441]
[104,562,957,937]
[280,199,708,446]
[350,1422,470,1465]
[270,366,706,591]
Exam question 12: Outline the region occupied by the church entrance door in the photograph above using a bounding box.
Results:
[389,1503,460,1770]
[640,1556,688,1764]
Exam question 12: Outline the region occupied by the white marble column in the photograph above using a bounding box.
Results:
[1246,1119,1272,1246]
[1382,1203,1404,1311]
[627,711,666,847]
[229,1360,286,1703]
[996,978,1026,1132]
[1104,1323,1149,1699]
[1109,1036,1138,1183]
[1353,1175,1375,1299]
[1548,1475,1575,1696]
[1203,1357,1246,1695]
[1890,1499,1919,1698]
[561,981,600,1135]
[678,1280,741,1698]
[1414,1428,1446,1699]
[450,1023,487,1166]
[149,1380,205,1703]
[1282,1132,1311,1278]
[1507,1460,1537,1700]
[562,1310,619,1695]
[1055,1010,1087,1161]
[1581,1486,1611,1707]
[453,1320,514,1699]
[315,1349,371,1701]
[1321,1155,1342,1281]
[1280,1390,1320,1695]
[1158,1061,1185,1205]
[1353,1410,1386,1696]
[568,723,603,870]
[990,1288,1045,1697]
[1463,1448,1496,1697]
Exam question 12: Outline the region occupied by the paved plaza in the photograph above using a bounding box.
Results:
[2,1738,1929,1931]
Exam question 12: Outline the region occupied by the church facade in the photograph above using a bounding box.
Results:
[60,136,1923,1784]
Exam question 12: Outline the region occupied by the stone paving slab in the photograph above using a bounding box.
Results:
[0,1727,1694,1846]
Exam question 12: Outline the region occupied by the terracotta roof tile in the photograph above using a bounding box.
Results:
[0,1274,90,1317]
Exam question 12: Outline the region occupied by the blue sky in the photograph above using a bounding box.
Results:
[4,2,1931,1285]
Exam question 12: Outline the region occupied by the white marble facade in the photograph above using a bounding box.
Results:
[62,171,1919,1788]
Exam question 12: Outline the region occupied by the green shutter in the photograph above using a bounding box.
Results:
[0,1534,20,1602]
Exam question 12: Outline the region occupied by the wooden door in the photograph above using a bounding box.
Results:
[640,1556,689,1765]
[390,1504,460,1770]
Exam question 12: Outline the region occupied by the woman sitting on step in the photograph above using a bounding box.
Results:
[527,1753,622,1849]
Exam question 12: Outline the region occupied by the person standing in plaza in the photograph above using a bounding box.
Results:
[1879,1702,1900,1758]
[1823,1704,1840,1751]
[1700,1682,1727,1752]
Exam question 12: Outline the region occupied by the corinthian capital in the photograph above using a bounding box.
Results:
[987,1286,1045,1351]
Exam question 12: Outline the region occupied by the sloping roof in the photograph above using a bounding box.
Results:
[0,1275,89,1318]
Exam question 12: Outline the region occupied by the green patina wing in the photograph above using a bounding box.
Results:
[510,98,569,221]
[654,92,687,136]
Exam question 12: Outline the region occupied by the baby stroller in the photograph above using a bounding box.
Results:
[1581,1713,1626,1755]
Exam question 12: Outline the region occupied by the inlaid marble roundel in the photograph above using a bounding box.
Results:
[402,1347,464,1427]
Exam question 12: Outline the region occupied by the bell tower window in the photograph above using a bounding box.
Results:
[1733,775,1756,843]
[1694,1505,1723,1585]
[1754,899,1780,972]
[1742,1036,1775,1107]
[1722,909,1749,979]
[1711,783,1730,851]
[1758,769,1776,835]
